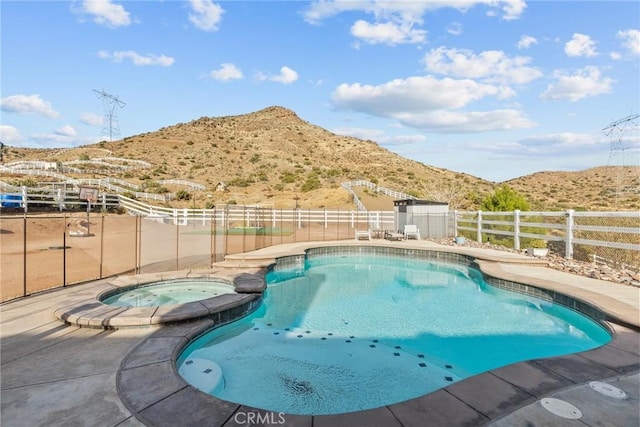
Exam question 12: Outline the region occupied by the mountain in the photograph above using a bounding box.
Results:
[2,106,638,211]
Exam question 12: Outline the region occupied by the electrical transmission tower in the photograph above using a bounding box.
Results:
[602,113,640,207]
[93,89,126,142]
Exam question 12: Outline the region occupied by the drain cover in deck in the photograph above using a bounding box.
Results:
[540,398,582,419]
[589,381,628,399]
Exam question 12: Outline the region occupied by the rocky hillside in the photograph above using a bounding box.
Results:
[506,166,639,211]
[2,106,638,211]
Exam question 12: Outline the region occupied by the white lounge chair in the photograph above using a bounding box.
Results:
[404,224,421,240]
[355,229,372,240]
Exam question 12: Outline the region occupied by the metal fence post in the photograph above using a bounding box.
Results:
[565,209,574,259]
[175,215,180,270]
[137,215,142,274]
[476,210,482,242]
[210,211,214,266]
[22,213,27,296]
[63,230,67,287]
[514,210,521,250]
[99,215,105,278]
[453,210,458,237]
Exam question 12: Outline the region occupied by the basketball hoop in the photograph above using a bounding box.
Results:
[78,186,99,236]
[79,186,99,202]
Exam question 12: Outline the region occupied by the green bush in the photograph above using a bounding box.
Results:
[175,190,191,201]
[301,176,321,192]
[481,185,530,211]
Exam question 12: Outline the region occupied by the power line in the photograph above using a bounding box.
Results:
[93,89,126,142]
[602,113,640,207]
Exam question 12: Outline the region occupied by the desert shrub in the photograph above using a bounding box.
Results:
[175,190,191,201]
[228,177,252,187]
[279,171,297,183]
[301,176,321,192]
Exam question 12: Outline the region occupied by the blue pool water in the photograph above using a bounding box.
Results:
[178,254,611,415]
[101,279,235,307]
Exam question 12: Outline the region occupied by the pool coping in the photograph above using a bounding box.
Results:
[116,244,640,426]
[53,267,266,329]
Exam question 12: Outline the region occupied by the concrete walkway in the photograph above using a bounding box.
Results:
[1,241,638,426]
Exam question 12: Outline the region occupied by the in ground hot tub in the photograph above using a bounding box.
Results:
[54,270,265,329]
[100,278,236,307]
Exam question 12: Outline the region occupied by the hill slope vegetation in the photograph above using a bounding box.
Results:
[2,106,638,211]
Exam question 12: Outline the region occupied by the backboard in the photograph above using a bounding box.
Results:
[79,186,99,202]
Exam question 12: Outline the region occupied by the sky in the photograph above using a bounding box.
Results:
[1,0,639,182]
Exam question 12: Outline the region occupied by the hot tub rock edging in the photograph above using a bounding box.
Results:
[53,268,266,329]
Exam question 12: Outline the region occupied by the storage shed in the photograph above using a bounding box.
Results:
[393,199,450,239]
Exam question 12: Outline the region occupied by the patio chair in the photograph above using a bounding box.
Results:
[355,229,372,241]
[384,230,404,241]
[404,224,421,240]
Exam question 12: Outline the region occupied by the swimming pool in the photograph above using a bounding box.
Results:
[100,278,236,307]
[177,251,611,415]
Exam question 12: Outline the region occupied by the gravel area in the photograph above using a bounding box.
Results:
[427,237,640,287]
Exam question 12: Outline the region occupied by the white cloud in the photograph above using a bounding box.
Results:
[381,134,428,146]
[29,132,101,148]
[54,125,77,137]
[188,0,224,31]
[458,131,613,158]
[0,94,60,118]
[0,125,24,145]
[422,47,542,85]
[98,50,174,67]
[76,0,131,27]
[393,109,535,133]
[266,66,299,84]
[29,134,75,147]
[303,1,524,46]
[333,127,427,146]
[209,63,243,81]
[331,76,535,133]
[517,35,537,49]
[540,66,613,101]
[498,0,527,21]
[617,29,640,56]
[446,22,463,36]
[565,33,598,57]
[519,132,597,148]
[303,1,526,24]
[351,20,426,45]
[80,112,104,126]
[332,76,498,113]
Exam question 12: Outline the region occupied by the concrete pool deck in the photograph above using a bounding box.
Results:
[1,240,638,426]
